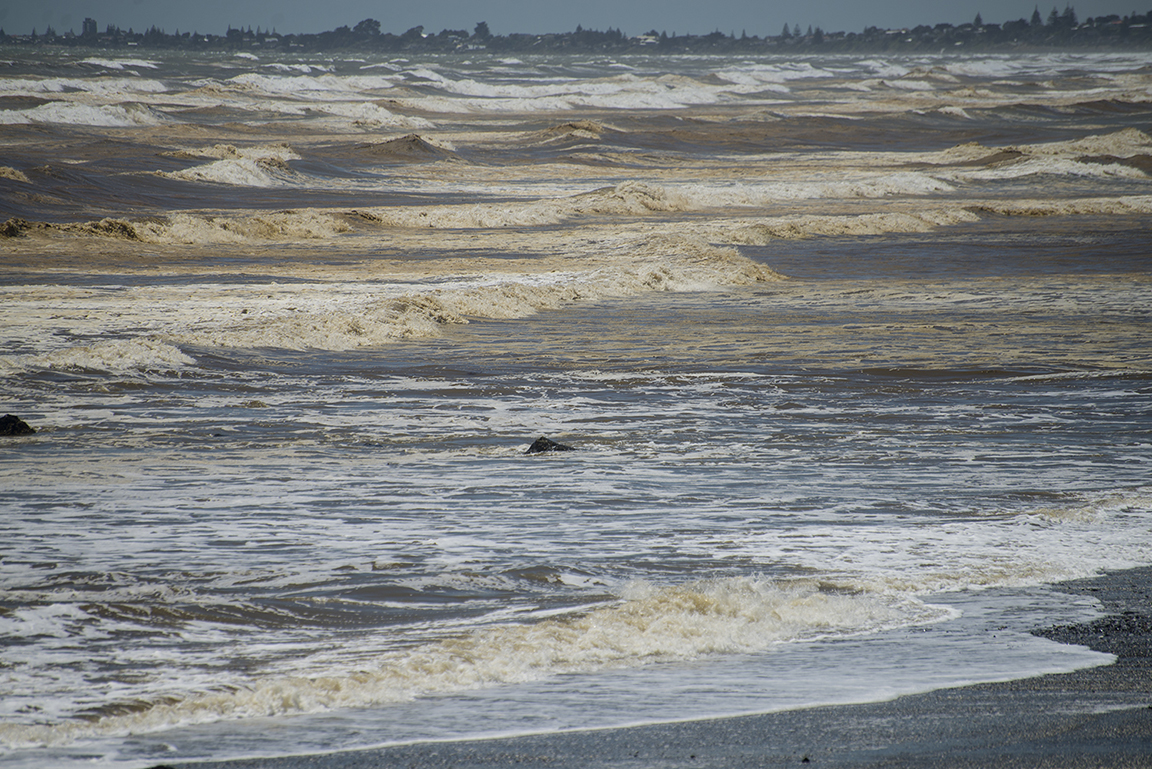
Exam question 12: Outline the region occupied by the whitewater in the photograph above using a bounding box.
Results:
[1,48,1150,768]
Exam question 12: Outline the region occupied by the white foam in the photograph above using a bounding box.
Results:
[0,101,170,127]
[948,155,1148,181]
[0,577,949,748]
[0,165,30,183]
[164,239,778,351]
[1013,127,1152,158]
[716,60,838,83]
[134,210,351,242]
[0,231,779,366]
[5,49,1152,769]
[357,176,954,231]
[387,70,777,113]
[0,76,169,97]
[225,72,397,98]
[971,194,1152,217]
[657,173,953,208]
[185,142,301,162]
[940,56,1022,79]
[78,57,159,70]
[940,52,1152,80]
[314,100,434,128]
[721,207,982,242]
[2,337,195,373]
[857,58,912,78]
[878,78,936,91]
[707,491,1152,599]
[264,62,334,74]
[160,157,299,187]
[360,61,405,72]
[936,105,974,119]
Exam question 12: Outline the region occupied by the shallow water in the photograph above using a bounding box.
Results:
[1,48,1151,768]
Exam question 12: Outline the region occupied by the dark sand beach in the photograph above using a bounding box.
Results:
[162,568,1151,769]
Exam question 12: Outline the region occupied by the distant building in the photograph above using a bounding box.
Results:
[82,18,97,38]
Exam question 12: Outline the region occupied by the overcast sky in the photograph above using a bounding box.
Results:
[1,0,1143,38]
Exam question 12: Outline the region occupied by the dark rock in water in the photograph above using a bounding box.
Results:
[526,436,574,454]
[0,414,35,436]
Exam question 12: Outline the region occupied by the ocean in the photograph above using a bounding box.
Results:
[1,48,1151,768]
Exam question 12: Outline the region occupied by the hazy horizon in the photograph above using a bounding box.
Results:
[3,0,1145,39]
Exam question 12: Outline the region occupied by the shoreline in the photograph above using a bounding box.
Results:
[162,567,1152,769]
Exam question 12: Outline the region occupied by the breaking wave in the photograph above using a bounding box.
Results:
[224,71,397,97]
[314,100,435,128]
[77,57,160,71]
[172,236,781,352]
[160,157,303,187]
[0,337,196,374]
[0,577,949,748]
[0,76,169,97]
[163,142,301,162]
[720,208,982,242]
[1011,127,1152,158]
[0,235,782,366]
[935,129,1152,181]
[0,166,31,183]
[710,195,1152,242]
[155,143,306,186]
[352,176,955,230]
[970,194,1152,217]
[52,210,352,243]
[0,101,170,127]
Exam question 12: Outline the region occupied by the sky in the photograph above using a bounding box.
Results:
[1,0,1146,38]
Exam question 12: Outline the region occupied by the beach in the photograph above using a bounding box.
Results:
[159,567,1152,769]
[3,49,1151,769]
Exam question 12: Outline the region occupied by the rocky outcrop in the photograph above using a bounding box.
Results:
[0,414,35,435]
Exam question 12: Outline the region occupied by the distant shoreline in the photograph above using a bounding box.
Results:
[4,8,1152,54]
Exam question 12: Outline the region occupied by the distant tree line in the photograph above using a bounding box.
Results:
[3,6,1151,52]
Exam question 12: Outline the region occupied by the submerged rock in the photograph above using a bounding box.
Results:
[0,414,35,436]
[525,436,574,454]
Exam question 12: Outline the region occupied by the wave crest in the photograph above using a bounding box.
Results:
[722,208,981,242]
[0,577,945,748]
[158,157,301,187]
[971,194,1152,217]
[56,211,352,244]
[173,236,781,352]
[1,337,195,374]
[0,101,170,127]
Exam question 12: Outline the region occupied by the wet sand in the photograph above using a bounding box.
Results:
[161,567,1151,769]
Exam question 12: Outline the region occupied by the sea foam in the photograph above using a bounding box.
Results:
[0,577,948,748]
[2,337,196,374]
[167,236,781,351]
[0,101,170,127]
[161,157,300,187]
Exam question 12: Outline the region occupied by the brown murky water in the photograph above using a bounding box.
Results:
[2,49,1150,768]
